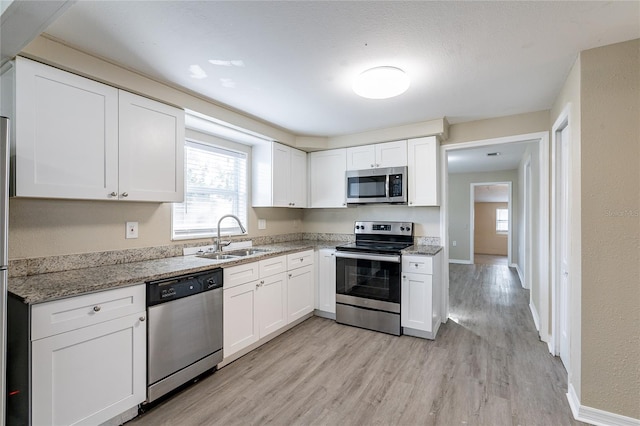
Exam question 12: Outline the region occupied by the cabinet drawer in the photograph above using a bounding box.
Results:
[287,249,314,270]
[259,255,286,278]
[31,284,145,340]
[224,262,260,289]
[402,256,433,275]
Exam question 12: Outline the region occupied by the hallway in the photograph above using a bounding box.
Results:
[131,263,581,425]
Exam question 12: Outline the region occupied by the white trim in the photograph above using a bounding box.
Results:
[449,259,472,265]
[529,302,540,332]
[567,384,640,426]
[512,263,525,286]
[550,103,572,370]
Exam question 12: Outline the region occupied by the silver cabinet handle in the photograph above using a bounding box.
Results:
[415,263,419,267]
[403,275,407,279]
[300,258,304,262]
[109,192,117,197]
[288,273,292,278]
[93,305,101,312]
[139,316,146,322]
[121,192,129,197]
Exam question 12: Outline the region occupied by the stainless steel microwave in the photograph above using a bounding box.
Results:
[345,166,408,204]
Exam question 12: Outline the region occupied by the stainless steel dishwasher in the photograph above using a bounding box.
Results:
[145,268,223,404]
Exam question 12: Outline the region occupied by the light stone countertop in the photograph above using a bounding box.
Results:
[9,241,319,305]
[9,240,443,305]
[401,245,443,256]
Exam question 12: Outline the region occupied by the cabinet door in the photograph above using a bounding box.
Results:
[287,264,314,323]
[271,143,291,207]
[401,272,433,332]
[376,140,407,168]
[309,149,347,208]
[118,90,185,202]
[31,312,146,426]
[346,145,375,170]
[408,136,439,206]
[223,281,259,357]
[257,272,287,337]
[318,249,336,314]
[14,57,119,200]
[289,148,307,207]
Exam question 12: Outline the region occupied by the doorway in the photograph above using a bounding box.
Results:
[470,182,512,266]
[440,132,550,339]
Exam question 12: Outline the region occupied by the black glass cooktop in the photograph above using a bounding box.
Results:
[336,241,413,255]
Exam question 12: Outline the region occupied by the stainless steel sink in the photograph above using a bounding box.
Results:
[224,248,269,257]
[196,253,238,260]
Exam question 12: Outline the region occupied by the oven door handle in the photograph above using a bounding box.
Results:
[335,252,401,263]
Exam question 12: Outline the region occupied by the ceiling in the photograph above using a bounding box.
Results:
[447,140,536,174]
[43,1,639,137]
[474,184,509,203]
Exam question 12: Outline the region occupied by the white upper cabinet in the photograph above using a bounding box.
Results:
[346,140,407,170]
[308,148,347,208]
[8,57,184,202]
[407,136,440,206]
[252,141,307,208]
[13,57,119,200]
[118,91,184,202]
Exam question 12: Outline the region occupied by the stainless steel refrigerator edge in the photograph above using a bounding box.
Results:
[1,117,10,426]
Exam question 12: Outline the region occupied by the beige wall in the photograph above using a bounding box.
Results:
[474,202,508,255]
[448,170,519,262]
[302,205,440,237]
[578,39,640,418]
[446,110,549,145]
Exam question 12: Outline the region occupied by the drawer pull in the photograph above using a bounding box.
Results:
[109,191,117,197]
[300,258,304,262]
[139,316,146,322]
[415,263,419,267]
[93,305,101,312]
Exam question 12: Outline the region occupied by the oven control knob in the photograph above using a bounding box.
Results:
[400,226,405,231]
[406,226,411,232]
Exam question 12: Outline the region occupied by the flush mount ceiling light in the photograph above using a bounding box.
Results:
[353,66,410,99]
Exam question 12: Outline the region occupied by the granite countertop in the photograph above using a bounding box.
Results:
[8,241,322,305]
[9,240,443,305]
[402,245,443,256]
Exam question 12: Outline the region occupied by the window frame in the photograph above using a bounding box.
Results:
[171,138,248,241]
[496,207,509,234]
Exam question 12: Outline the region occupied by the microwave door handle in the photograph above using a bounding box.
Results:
[385,174,390,198]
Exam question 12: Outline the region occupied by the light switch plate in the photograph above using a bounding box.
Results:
[126,222,138,239]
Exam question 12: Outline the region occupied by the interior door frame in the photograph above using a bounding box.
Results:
[440,131,550,342]
[469,181,513,265]
[550,103,572,369]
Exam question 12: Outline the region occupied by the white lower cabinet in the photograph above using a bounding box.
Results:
[30,285,146,425]
[401,252,442,339]
[223,251,315,360]
[287,250,314,323]
[316,248,336,317]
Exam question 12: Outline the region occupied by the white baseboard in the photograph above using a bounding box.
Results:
[568,384,640,426]
[529,302,540,332]
[512,263,525,287]
[449,259,472,264]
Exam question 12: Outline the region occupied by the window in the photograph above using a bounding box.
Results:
[496,208,509,234]
[172,140,247,239]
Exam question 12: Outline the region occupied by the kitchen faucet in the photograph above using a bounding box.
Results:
[216,214,247,252]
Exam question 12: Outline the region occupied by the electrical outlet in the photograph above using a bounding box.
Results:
[258,219,266,230]
[452,240,457,247]
[126,222,139,239]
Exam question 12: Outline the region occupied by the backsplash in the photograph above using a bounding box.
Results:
[8,232,439,278]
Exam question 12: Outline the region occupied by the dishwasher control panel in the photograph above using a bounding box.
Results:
[146,268,223,306]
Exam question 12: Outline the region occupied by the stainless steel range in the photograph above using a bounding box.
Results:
[335,221,414,335]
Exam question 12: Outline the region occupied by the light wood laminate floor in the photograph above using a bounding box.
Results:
[474,254,508,265]
[131,263,581,426]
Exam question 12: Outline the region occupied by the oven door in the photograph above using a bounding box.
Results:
[335,251,401,313]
